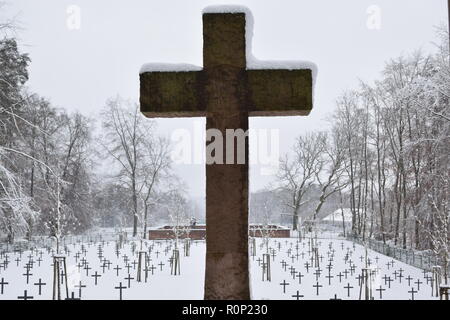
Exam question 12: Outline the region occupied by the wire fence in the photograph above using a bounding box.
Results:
[347,235,449,274]
[0,231,127,254]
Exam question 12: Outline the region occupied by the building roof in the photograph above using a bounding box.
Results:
[322,208,353,222]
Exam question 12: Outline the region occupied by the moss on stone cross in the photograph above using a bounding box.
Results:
[140,9,313,300]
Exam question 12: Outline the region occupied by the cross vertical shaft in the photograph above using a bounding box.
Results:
[203,13,249,299]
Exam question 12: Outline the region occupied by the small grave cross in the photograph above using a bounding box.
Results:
[344,283,354,297]
[279,280,290,294]
[376,285,386,299]
[125,274,134,288]
[91,271,101,285]
[0,277,9,294]
[17,290,33,300]
[313,282,323,296]
[114,265,122,276]
[115,282,126,300]
[23,268,33,284]
[34,278,47,295]
[408,287,418,300]
[75,281,86,299]
[292,290,304,300]
[296,272,304,284]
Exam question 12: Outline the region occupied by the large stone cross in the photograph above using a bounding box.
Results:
[140,7,313,299]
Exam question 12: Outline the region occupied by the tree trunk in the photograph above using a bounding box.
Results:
[292,213,298,231]
[132,175,138,237]
[394,172,401,245]
[143,203,148,239]
[338,188,346,237]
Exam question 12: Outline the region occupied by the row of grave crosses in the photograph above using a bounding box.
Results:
[250,236,449,300]
[0,235,197,300]
[0,231,448,300]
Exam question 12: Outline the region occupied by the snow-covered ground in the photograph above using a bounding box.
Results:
[0,236,441,300]
[250,237,439,300]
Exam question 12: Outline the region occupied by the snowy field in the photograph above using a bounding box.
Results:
[250,237,439,300]
[0,236,441,300]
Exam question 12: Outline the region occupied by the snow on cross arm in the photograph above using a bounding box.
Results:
[140,5,318,100]
[203,5,317,90]
[139,63,202,74]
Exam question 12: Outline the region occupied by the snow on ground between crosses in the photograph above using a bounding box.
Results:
[139,5,318,101]
[0,236,439,300]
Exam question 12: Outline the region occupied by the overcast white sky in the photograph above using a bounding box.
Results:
[4,0,448,198]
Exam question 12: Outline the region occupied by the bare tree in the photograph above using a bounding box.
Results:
[165,190,190,248]
[250,190,277,253]
[312,130,347,221]
[332,91,364,236]
[0,149,37,243]
[99,97,173,237]
[277,132,325,231]
[138,136,172,238]
[100,98,148,237]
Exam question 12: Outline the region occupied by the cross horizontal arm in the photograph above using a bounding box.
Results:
[140,71,206,118]
[140,68,313,118]
[247,69,313,116]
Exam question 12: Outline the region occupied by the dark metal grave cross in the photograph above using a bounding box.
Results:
[91,271,101,285]
[314,269,322,281]
[150,264,156,275]
[313,282,323,296]
[326,273,334,285]
[143,266,150,282]
[356,274,363,286]
[344,283,353,297]
[114,265,122,276]
[292,290,304,300]
[125,263,132,274]
[408,287,418,300]
[385,276,393,288]
[397,271,403,283]
[296,272,304,284]
[17,290,33,300]
[23,268,33,284]
[125,274,134,288]
[279,280,290,294]
[0,277,8,294]
[376,285,386,299]
[84,264,92,276]
[75,281,86,298]
[304,262,310,273]
[415,279,423,291]
[139,8,313,300]
[34,278,46,295]
[406,275,413,286]
[115,282,126,300]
